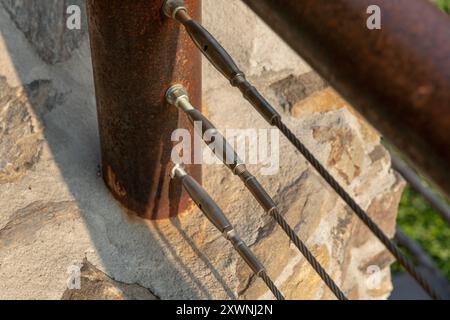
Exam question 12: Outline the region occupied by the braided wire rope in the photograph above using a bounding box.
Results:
[169,91,348,300]
[260,271,285,300]
[273,117,441,300]
[270,209,348,300]
[163,0,442,300]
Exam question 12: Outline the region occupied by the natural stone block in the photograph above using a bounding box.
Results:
[351,176,405,247]
[312,126,364,185]
[0,0,405,300]
[1,0,87,64]
[0,76,62,184]
[62,260,158,300]
[235,171,344,299]
[270,72,328,112]
[291,87,380,145]
[0,77,40,183]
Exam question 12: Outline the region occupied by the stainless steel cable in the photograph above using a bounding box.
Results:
[163,0,442,300]
[171,165,284,300]
[260,270,285,300]
[166,84,348,300]
[270,209,347,300]
[273,118,442,300]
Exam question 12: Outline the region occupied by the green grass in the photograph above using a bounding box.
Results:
[394,186,450,279]
[437,0,450,13]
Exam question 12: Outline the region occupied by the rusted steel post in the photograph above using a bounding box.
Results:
[243,0,450,198]
[87,0,202,219]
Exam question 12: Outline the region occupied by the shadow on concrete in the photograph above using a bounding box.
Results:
[0,0,234,299]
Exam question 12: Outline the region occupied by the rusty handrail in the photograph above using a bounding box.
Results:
[243,0,450,198]
[163,0,443,299]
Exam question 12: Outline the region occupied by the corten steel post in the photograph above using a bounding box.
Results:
[243,0,450,197]
[87,0,201,219]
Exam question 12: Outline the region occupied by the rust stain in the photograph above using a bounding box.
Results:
[87,0,202,219]
[106,165,127,198]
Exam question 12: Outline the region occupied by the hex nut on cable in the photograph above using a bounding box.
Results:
[171,164,187,179]
[163,0,187,19]
[166,84,189,107]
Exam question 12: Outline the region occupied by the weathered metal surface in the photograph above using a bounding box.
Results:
[87,0,202,219]
[243,0,450,198]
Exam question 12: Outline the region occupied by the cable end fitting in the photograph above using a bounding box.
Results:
[171,164,187,180]
[166,84,188,105]
[232,75,281,125]
[166,84,194,112]
[163,0,187,19]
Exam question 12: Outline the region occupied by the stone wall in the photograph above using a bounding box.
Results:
[0,0,404,299]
